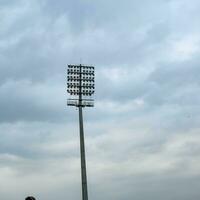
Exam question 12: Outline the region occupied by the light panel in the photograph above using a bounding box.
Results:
[67,64,95,106]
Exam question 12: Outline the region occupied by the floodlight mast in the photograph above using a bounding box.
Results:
[67,64,95,200]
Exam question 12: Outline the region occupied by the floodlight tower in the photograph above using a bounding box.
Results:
[67,64,95,200]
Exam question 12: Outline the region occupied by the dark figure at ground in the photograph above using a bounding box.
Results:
[25,196,36,200]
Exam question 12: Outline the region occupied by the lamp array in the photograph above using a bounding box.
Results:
[67,90,94,96]
[67,65,95,97]
[67,83,95,89]
[67,77,95,82]
[68,65,94,75]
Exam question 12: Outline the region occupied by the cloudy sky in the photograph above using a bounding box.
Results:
[0,0,200,199]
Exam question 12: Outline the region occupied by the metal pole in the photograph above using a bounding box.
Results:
[78,64,88,200]
[78,106,88,200]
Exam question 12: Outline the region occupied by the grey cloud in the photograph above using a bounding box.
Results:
[0,79,68,122]
[0,121,79,160]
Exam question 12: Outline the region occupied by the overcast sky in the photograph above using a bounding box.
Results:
[0,0,200,199]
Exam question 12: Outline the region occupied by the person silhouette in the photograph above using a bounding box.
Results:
[25,196,36,200]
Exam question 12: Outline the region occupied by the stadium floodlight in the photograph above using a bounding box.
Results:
[67,64,95,200]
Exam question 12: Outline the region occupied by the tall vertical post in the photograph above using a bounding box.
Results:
[67,64,95,200]
[79,106,88,200]
[78,64,88,200]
